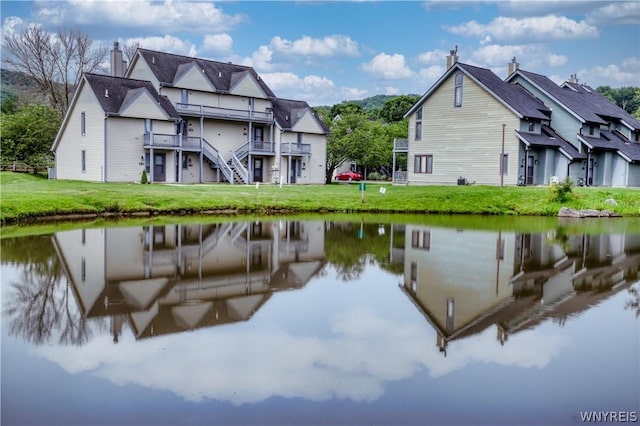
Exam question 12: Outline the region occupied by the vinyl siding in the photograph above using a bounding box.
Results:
[230,74,267,98]
[55,84,106,181]
[408,74,522,185]
[127,59,161,88]
[291,111,325,134]
[120,91,171,120]
[174,65,215,92]
[106,117,147,182]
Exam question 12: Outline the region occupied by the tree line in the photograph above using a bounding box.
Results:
[2,26,639,180]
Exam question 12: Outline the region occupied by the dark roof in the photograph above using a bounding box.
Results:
[272,98,330,133]
[516,125,585,160]
[516,70,640,129]
[457,63,551,120]
[580,129,640,161]
[136,49,276,98]
[84,73,179,119]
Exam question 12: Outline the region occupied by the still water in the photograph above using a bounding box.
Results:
[1,216,639,426]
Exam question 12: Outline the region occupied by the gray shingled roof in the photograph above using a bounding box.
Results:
[84,73,179,119]
[457,63,551,120]
[580,129,640,162]
[516,70,640,129]
[516,125,584,160]
[272,98,330,133]
[137,49,276,98]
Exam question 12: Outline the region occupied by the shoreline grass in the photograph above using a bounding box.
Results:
[1,171,639,225]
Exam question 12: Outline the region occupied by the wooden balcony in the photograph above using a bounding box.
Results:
[176,103,273,123]
[280,142,311,155]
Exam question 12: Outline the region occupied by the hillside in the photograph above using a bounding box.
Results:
[0,68,46,105]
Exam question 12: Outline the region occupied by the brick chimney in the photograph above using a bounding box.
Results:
[507,57,519,76]
[110,41,127,77]
[446,46,458,70]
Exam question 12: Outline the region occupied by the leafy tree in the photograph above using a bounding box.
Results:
[596,86,640,116]
[378,95,419,123]
[329,101,364,119]
[325,112,369,183]
[2,26,108,114]
[1,92,19,114]
[1,104,61,171]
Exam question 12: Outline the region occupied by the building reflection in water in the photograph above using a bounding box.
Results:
[43,220,638,348]
[52,220,326,341]
[395,225,640,356]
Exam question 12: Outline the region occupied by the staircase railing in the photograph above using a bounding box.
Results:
[231,142,249,183]
[202,139,234,184]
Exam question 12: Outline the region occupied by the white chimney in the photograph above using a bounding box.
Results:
[446,46,458,70]
[507,57,519,76]
[110,41,126,77]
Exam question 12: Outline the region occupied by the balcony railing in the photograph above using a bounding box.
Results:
[250,140,275,154]
[176,103,273,123]
[393,171,408,183]
[394,138,409,152]
[144,133,180,147]
[280,142,311,155]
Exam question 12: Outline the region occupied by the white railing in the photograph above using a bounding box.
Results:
[176,103,273,122]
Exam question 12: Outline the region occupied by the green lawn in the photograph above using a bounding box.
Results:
[1,172,639,224]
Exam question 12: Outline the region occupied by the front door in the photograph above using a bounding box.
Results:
[154,153,166,182]
[526,155,534,185]
[290,159,301,184]
[253,158,263,183]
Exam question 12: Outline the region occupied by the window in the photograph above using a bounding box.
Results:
[145,153,150,173]
[254,127,264,141]
[500,153,509,176]
[454,72,463,107]
[181,89,188,104]
[411,230,431,250]
[410,262,417,291]
[145,119,152,133]
[414,154,433,174]
[297,133,303,144]
[528,121,535,132]
[415,107,423,141]
[81,150,86,173]
[81,257,86,282]
[81,112,86,135]
[182,154,189,170]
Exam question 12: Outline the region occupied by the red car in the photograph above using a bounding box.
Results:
[335,171,363,181]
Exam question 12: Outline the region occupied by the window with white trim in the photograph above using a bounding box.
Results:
[81,150,86,173]
[81,112,86,135]
[500,153,509,176]
[454,73,463,107]
[415,107,423,141]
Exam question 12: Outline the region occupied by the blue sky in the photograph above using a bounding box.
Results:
[1,1,639,106]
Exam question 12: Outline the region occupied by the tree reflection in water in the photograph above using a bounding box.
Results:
[2,236,103,346]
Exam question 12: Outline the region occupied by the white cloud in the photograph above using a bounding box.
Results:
[547,53,568,68]
[445,15,598,43]
[270,35,359,57]
[469,44,568,72]
[361,53,414,80]
[384,86,400,95]
[123,35,197,57]
[579,57,640,87]
[260,71,337,104]
[586,2,640,26]
[341,87,369,100]
[417,49,450,65]
[201,34,233,54]
[1,16,27,40]
[33,0,247,33]
[33,307,568,405]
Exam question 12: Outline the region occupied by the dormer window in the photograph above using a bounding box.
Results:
[589,125,595,136]
[528,122,535,132]
[454,72,463,107]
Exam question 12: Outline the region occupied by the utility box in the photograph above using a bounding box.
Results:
[457,177,467,186]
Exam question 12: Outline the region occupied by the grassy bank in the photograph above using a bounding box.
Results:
[1,172,639,225]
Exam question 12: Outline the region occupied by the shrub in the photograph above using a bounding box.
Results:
[551,176,573,202]
[141,169,148,184]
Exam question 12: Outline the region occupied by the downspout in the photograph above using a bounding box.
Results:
[199,115,204,183]
[585,150,591,186]
[104,114,109,182]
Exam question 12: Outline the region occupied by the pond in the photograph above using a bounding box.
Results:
[1,215,639,426]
